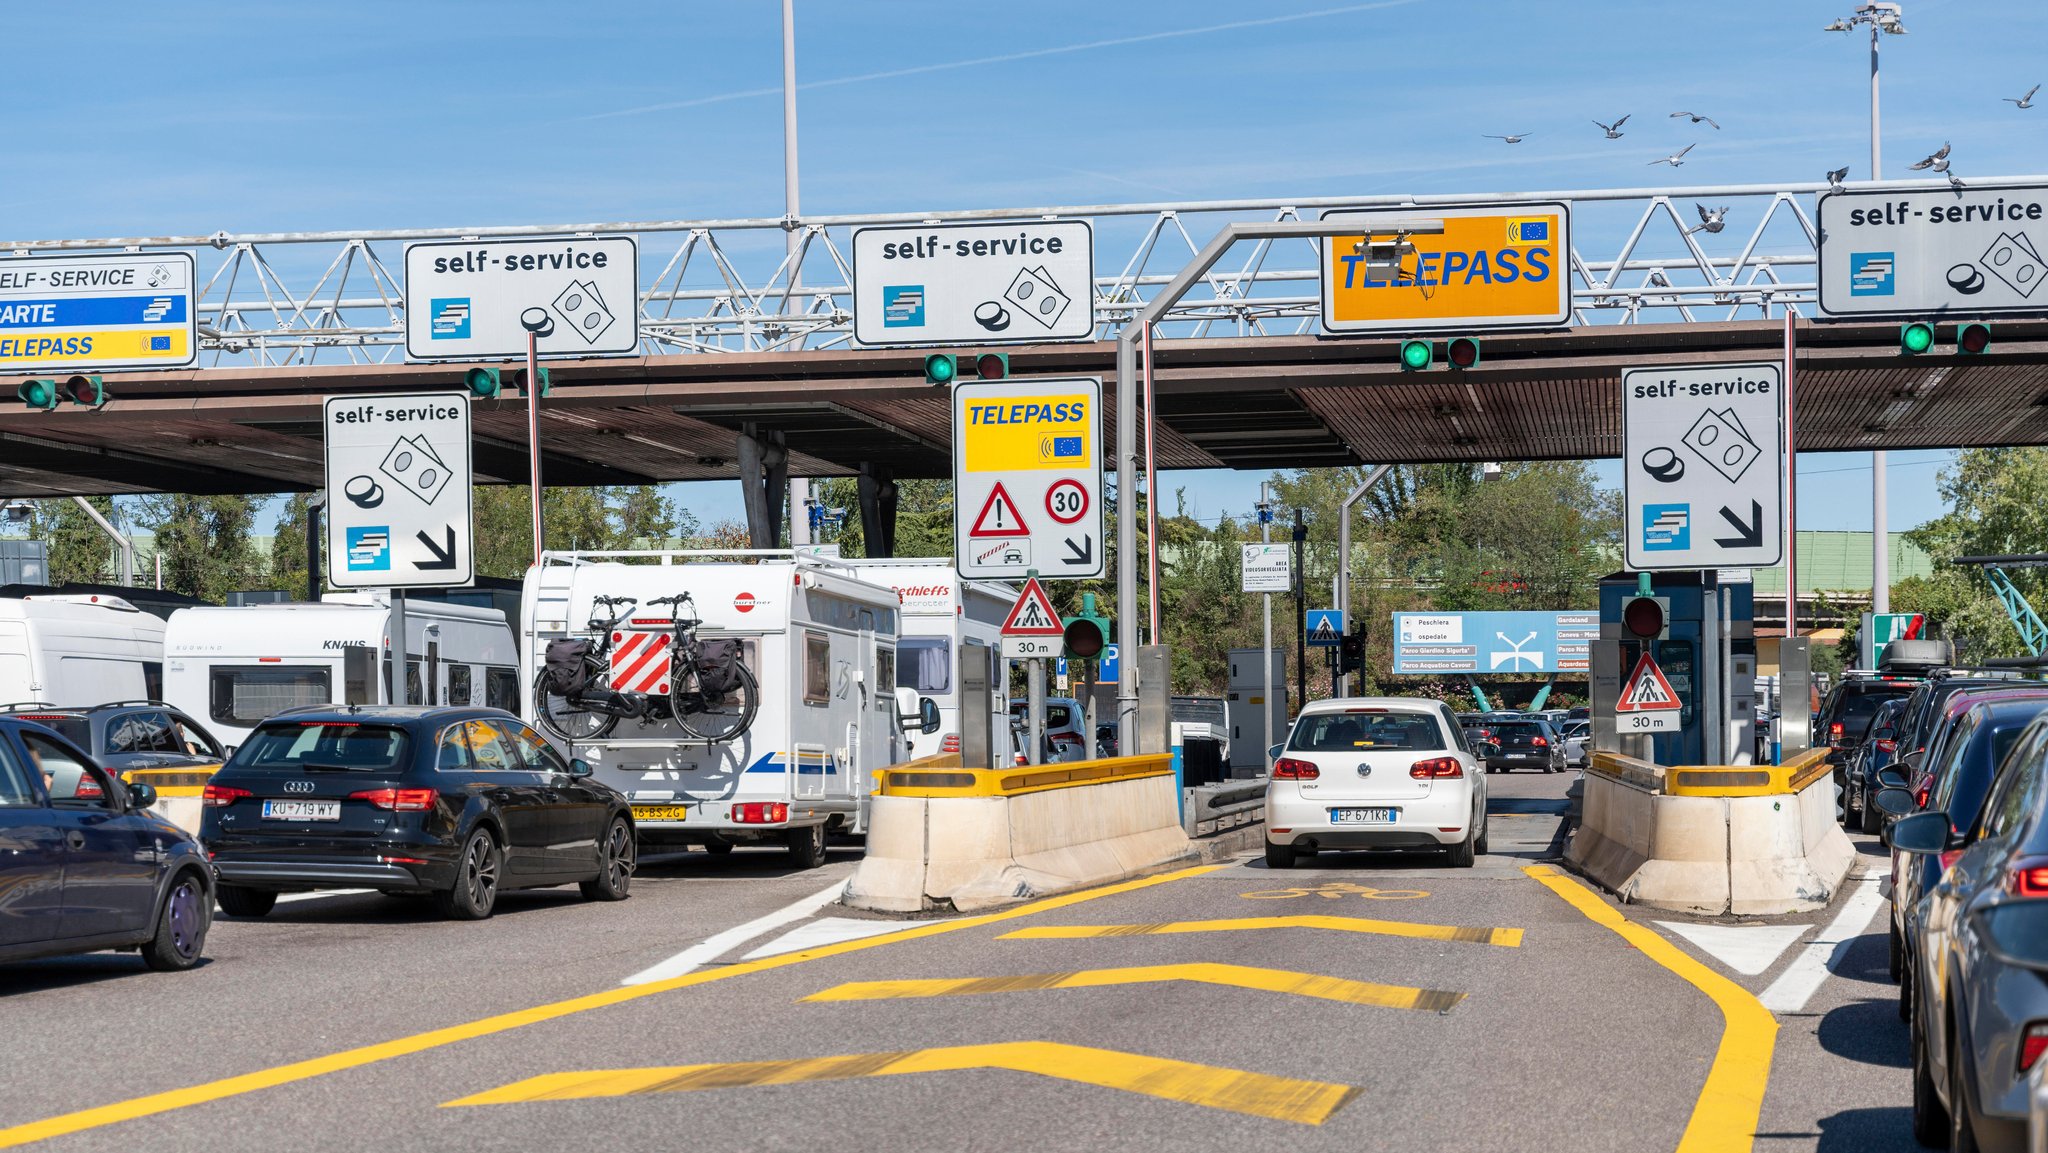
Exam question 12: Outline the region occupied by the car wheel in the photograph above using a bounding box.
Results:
[1446,829,1476,868]
[1475,814,1490,856]
[435,829,501,921]
[1911,997,1948,1146]
[1861,790,1884,835]
[1889,918,1904,983]
[1264,841,1297,869]
[580,818,635,902]
[142,871,210,971]
[1950,1023,1981,1153]
[785,824,828,869]
[216,884,277,919]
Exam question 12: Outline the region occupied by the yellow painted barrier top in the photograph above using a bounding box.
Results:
[119,762,223,797]
[1588,747,1832,798]
[878,753,1174,799]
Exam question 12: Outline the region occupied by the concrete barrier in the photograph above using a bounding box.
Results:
[120,765,217,837]
[1565,748,1853,915]
[843,753,1196,913]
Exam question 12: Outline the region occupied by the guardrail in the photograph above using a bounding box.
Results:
[1587,747,1831,798]
[877,753,1174,799]
[1184,776,1269,838]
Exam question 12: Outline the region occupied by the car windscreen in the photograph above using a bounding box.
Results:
[7,714,90,747]
[232,722,411,773]
[1834,689,1910,735]
[1290,710,1446,753]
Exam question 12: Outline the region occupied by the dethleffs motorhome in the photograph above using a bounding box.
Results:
[520,550,933,865]
[0,592,167,705]
[841,559,1012,762]
[162,593,519,749]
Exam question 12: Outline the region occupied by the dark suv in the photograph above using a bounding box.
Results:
[0,700,225,780]
[1483,719,1565,773]
[1818,677,1919,782]
[201,706,635,921]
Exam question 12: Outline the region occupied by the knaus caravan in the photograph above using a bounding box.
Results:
[843,560,1012,762]
[0,593,166,705]
[521,550,932,865]
[162,593,519,749]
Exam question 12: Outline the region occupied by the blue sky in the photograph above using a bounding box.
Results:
[9,0,2044,535]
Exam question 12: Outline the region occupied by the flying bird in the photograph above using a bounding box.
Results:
[1649,143,1697,167]
[1483,133,1532,143]
[1593,115,1629,139]
[1909,142,1952,172]
[2006,84,2040,109]
[1670,111,1721,129]
[1687,204,1729,235]
[1949,171,1967,191]
[1826,166,1850,190]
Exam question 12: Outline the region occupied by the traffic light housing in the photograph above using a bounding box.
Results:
[15,379,58,411]
[1062,591,1112,661]
[971,352,1008,379]
[463,367,502,399]
[1398,339,1432,371]
[1900,321,1935,355]
[923,354,958,385]
[1621,595,1670,640]
[1338,629,1366,675]
[1446,337,1481,369]
[506,366,550,396]
[1958,322,1991,355]
[60,375,104,408]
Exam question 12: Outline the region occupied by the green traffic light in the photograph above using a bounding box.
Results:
[15,380,57,411]
[1399,340,1432,371]
[1900,322,1935,355]
[464,367,501,398]
[923,354,957,385]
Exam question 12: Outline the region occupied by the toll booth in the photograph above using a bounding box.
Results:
[1591,572,1757,766]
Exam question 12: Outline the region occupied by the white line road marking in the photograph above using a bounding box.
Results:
[1757,874,1886,1014]
[741,916,926,960]
[255,890,375,907]
[620,879,848,986]
[1652,920,1810,975]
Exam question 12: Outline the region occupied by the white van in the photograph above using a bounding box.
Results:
[520,550,924,866]
[162,592,520,749]
[842,559,1012,763]
[0,593,166,706]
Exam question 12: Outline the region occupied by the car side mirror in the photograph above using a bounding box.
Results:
[568,758,594,779]
[1901,750,1927,773]
[1873,786,1916,818]
[918,698,941,735]
[126,782,158,810]
[1877,768,1908,791]
[1886,809,1951,853]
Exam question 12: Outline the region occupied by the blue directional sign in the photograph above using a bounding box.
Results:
[1305,609,1345,647]
[1390,611,1596,675]
[1099,644,1119,682]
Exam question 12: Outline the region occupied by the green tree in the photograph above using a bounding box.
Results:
[140,494,264,602]
[1904,448,2048,661]
[809,477,954,559]
[268,493,316,598]
[31,497,125,585]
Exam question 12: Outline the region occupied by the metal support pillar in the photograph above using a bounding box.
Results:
[388,589,408,705]
[1335,464,1391,698]
[305,492,325,602]
[1026,659,1045,766]
[70,497,133,587]
[736,426,789,550]
[857,464,898,558]
[1292,508,1307,715]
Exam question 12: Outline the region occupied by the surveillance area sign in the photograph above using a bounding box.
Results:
[403,237,639,360]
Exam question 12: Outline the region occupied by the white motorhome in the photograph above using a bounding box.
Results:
[842,559,1012,763]
[0,593,166,705]
[162,592,520,749]
[520,550,925,865]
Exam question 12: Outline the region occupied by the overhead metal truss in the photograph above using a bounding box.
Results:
[0,180,1860,367]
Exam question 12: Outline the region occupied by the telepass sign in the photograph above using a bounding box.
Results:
[1319,202,1572,334]
[952,377,1105,580]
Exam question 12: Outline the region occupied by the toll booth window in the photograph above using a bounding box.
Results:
[210,666,333,728]
[804,632,831,706]
[448,665,474,707]
[875,646,897,706]
[899,637,951,694]
[485,668,520,712]
[1290,711,1446,752]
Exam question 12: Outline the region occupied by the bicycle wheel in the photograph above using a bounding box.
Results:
[674,660,758,743]
[534,658,618,742]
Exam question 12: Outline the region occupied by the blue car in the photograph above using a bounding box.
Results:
[0,716,213,971]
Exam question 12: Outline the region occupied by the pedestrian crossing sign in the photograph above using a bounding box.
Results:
[1618,652,1681,712]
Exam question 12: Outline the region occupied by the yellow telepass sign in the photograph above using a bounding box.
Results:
[952,376,1104,580]
[1319,202,1572,333]
[957,391,1093,473]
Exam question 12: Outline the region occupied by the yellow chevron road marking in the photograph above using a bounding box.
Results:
[1003,914,1523,947]
[805,962,1464,1012]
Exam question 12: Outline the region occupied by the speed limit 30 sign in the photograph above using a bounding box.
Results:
[1045,478,1089,524]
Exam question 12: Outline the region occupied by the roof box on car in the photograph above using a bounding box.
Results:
[1881,638,1952,671]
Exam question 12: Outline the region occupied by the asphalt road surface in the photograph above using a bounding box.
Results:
[0,772,1921,1152]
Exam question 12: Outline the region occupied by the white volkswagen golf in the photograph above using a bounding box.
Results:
[1264,697,1488,869]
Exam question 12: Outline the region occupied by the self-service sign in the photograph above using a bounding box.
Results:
[953,377,1104,580]
[403,237,639,360]
[1622,362,1785,572]
[0,253,197,372]
[1319,202,1571,334]
[324,393,474,589]
[851,221,1094,347]
[1818,183,2048,318]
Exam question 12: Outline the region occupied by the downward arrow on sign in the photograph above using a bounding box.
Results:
[1714,500,1764,549]
[415,526,459,571]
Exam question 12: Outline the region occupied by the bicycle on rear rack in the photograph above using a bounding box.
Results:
[533,592,758,744]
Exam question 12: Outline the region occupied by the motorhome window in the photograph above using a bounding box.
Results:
[238,723,410,773]
[107,711,178,754]
[57,656,148,702]
[448,664,474,707]
[0,736,32,805]
[804,632,831,706]
[875,646,897,705]
[144,661,163,701]
[210,666,333,728]
[485,668,520,712]
[899,637,951,694]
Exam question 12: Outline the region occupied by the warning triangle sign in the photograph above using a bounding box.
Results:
[970,483,1029,538]
[1000,578,1065,636]
[1618,652,1682,711]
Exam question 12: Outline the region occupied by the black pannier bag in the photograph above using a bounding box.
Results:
[693,640,741,698]
[543,638,593,694]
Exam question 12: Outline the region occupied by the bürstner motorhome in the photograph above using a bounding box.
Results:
[162,592,519,749]
[0,592,166,705]
[521,550,933,866]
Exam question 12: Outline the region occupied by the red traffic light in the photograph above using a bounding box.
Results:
[1446,337,1481,369]
[1622,595,1666,640]
[974,352,1009,379]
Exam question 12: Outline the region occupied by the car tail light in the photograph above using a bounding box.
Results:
[2005,856,2048,898]
[1875,738,1897,753]
[2023,1024,2048,1073]
[732,802,789,824]
[1531,736,1548,747]
[203,784,253,807]
[1830,722,1845,745]
[1915,781,1932,809]
[1410,757,1464,779]
[73,775,103,799]
[1051,732,1083,746]
[1273,758,1319,780]
[940,735,961,754]
[349,787,437,811]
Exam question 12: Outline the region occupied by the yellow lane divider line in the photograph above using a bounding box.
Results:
[1003,914,1523,947]
[0,865,1226,1151]
[443,1040,1361,1126]
[806,962,1465,1012]
[1523,865,1776,1153]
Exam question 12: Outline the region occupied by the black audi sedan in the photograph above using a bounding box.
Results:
[200,706,634,921]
